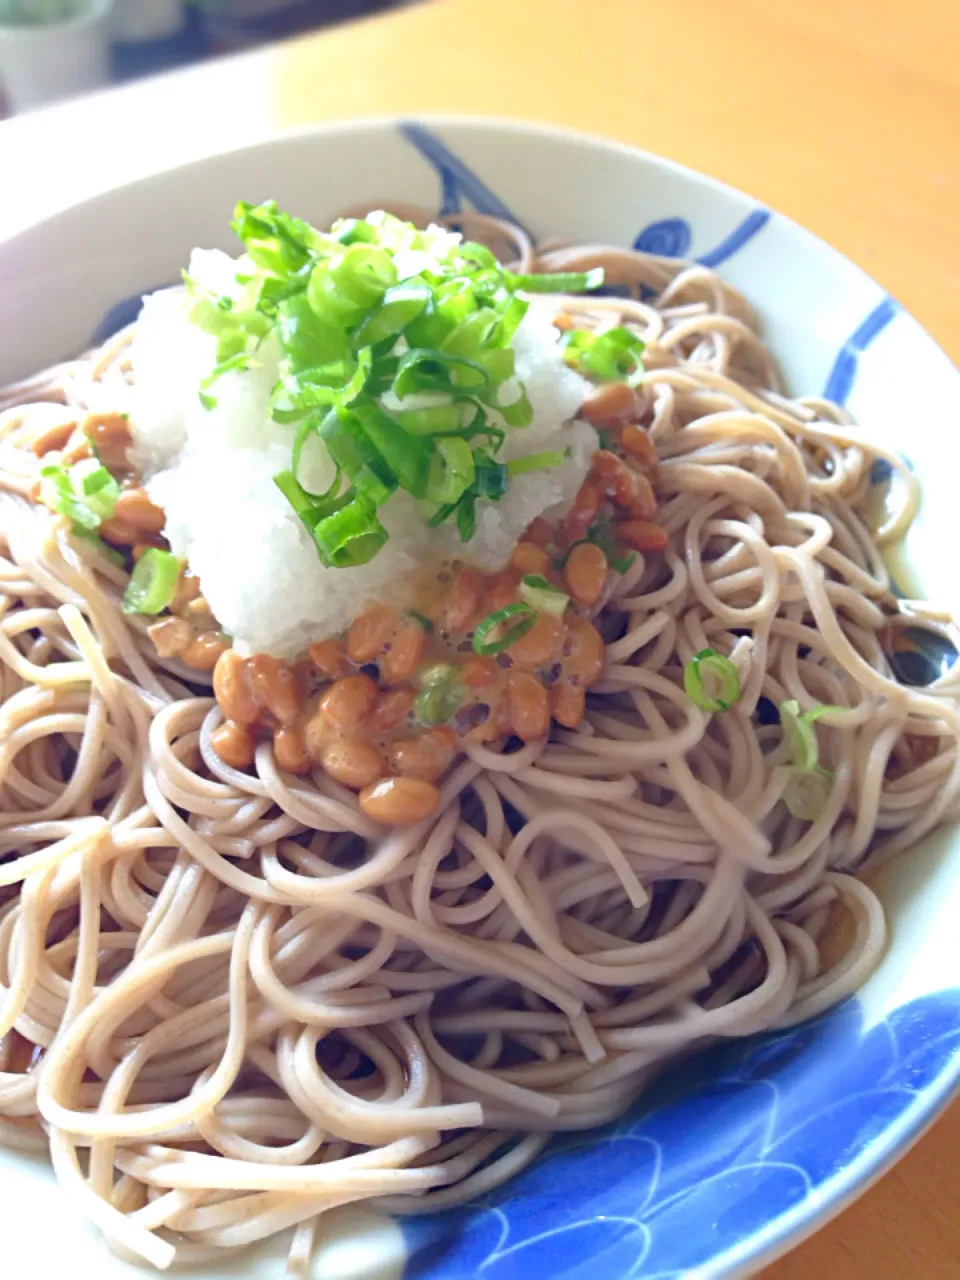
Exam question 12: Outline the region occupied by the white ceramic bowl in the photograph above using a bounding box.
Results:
[1,117,959,1280]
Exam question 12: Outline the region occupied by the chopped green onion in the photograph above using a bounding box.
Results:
[394,348,488,399]
[395,403,464,436]
[781,700,817,772]
[183,272,271,360]
[441,308,501,359]
[473,603,537,655]
[427,437,475,505]
[418,663,458,688]
[231,199,321,275]
[500,386,533,428]
[456,492,478,542]
[39,461,120,532]
[520,574,570,617]
[505,267,604,294]
[472,452,509,499]
[494,295,529,347]
[273,468,316,518]
[414,662,463,724]
[574,519,636,574]
[317,407,397,506]
[563,326,646,386]
[783,770,832,822]
[779,700,841,769]
[278,294,350,371]
[274,468,348,520]
[198,353,255,411]
[415,679,464,726]
[310,495,388,568]
[75,462,121,521]
[122,548,183,615]
[347,397,433,499]
[611,552,636,574]
[274,468,352,558]
[683,648,741,712]
[778,700,841,821]
[307,244,398,326]
[350,282,432,349]
[277,347,373,420]
[507,450,568,477]
[331,217,378,246]
[290,415,340,496]
[407,610,434,633]
[475,347,516,383]
[457,241,499,271]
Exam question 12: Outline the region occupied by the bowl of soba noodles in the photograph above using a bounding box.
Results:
[1,116,959,1280]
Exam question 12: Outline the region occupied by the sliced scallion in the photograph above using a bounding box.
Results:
[783,770,832,822]
[39,461,120,532]
[520,574,569,617]
[413,662,462,724]
[407,610,434,633]
[347,397,432,498]
[473,603,537,655]
[428,437,475,505]
[472,453,509,499]
[122,548,183,615]
[350,282,431,349]
[394,403,464,436]
[507,450,567,477]
[198,352,255,411]
[779,700,841,770]
[505,268,605,294]
[779,700,841,821]
[394,347,488,399]
[456,492,478,542]
[683,648,741,712]
[563,325,646,386]
[317,407,397,506]
[500,386,534,428]
[415,678,463,726]
[418,663,458,688]
[310,495,388,568]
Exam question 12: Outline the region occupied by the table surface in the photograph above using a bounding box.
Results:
[2,0,959,1274]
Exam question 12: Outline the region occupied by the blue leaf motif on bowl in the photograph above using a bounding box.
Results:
[398,120,530,233]
[823,296,899,406]
[632,217,693,259]
[402,991,960,1278]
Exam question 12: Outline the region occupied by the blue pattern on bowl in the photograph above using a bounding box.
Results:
[632,210,772,269]
[90,292,153,346]
[823,297,900,406]
[632,217,693,259]
[397,121,530,233]
[401,991,960,1278]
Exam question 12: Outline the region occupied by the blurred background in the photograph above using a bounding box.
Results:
[0,1,412,115]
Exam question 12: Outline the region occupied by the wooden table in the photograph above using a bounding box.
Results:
[2,0,958,1273]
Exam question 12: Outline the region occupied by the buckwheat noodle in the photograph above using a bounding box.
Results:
[2,211,959,1273]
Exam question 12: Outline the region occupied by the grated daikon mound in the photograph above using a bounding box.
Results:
[131,247,596,657]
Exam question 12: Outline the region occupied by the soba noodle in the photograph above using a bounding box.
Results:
[1,212,958,1273]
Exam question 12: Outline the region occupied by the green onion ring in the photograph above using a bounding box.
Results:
[683,648,741,712]
[472,603,537,655]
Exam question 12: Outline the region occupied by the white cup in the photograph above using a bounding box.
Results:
[0,0,114,113]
